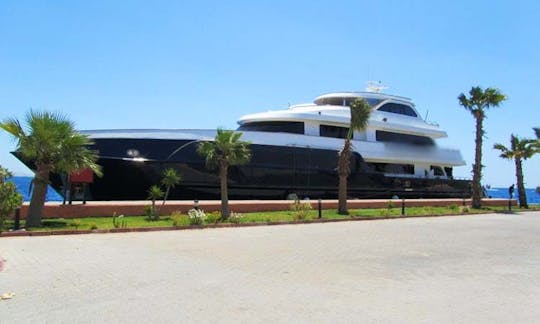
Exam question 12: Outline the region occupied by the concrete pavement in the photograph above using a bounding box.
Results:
[1,211,539,323]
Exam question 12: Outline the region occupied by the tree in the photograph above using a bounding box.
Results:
[494,135,535,208]
[458,87,506,209]
[160,167,182,208]
[337,99,372,215]
[0,111,101,227]
[0,166,23,232]
[147,185,164,220]
[197,129,251,219]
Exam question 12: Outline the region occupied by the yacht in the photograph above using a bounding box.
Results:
[40,88,471,200]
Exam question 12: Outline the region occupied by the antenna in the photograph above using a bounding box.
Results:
[365,81,388,93]
[424,110,429,121]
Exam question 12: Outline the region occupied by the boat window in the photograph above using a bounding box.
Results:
[317,97,382,107]
[430,166,445,176]
[344,98,382,107]
[367,163,414,175]
[317,97,345,106]
[320,124,349,139]
[375,130,434,146]
[237,121,304,134]
[444,167,453,178]
[377,103,417,117]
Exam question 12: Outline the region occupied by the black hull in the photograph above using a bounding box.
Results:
[25,138,472,200]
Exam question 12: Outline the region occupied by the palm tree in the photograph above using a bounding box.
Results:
[197,129,251,219]
[458,87,506,209]
[337,98,372,215]
[160,167,182,208]
[147,185,164,220]
[494,135,535,208]
[0,111,101,227]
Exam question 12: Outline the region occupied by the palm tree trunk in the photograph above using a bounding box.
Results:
[338,175,348,214]
[161,187,170,208]
[26,167,50,227]
[338,139,352,215]
[515,157,528,208]
[472,114,484,209]
[220,165,229,220]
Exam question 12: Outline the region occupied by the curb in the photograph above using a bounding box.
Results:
[0,210,516,238]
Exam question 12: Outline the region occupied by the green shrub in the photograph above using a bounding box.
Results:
[459,206,470,213]
[70,219,82,229]
[188,208,206,225]
[229,212,243,224]
[171,211,189,227]
[290,200,312,220]
[112,213,127,228]
[205,211,220,224]
[89,223,98,230]
[449,204,459,212]
[0,166,23,232]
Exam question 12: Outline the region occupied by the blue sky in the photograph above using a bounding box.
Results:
[1,0,539,187]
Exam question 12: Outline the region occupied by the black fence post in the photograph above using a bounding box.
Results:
[14,207,21,230]
[194,199,199,211]
[318,199,322,219]
[401,198,405,216]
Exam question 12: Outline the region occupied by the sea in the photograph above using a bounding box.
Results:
[7,176,540,204]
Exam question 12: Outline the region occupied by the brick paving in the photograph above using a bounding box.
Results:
[1,211,539,323]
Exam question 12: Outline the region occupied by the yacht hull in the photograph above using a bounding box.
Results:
[24,137,471,201]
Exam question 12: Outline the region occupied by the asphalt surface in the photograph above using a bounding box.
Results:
[1,211,539,323]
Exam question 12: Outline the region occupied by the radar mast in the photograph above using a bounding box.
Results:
[365,81,388,93]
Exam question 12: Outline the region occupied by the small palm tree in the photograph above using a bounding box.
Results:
[160,167,182,208]
[494,135,535,208]
[147,185,164,220]
[0,111,101,227]
[458,87,506,209]
[197,129,251,219]
[338,99,372,215]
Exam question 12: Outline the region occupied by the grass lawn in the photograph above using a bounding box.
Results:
[1,204,532,233]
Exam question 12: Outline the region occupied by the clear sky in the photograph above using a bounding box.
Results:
[1,0,539,187]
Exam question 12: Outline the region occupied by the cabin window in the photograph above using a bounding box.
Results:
[320,124,349,139]
[318,97,345,106]
[430,166,445,176]
[444,167,453,178]
[377,103,417,117]
[367,163,414,175]
[375,130,434,146]
[237,121,304,134]
[317,97,382,107]
[344,98,382,107]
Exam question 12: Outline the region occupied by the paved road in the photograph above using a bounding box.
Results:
[1,212,539,323]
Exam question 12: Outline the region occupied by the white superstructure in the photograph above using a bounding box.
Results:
[237,91,465,179]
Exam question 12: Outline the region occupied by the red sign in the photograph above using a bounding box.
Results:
[70,168,93,183]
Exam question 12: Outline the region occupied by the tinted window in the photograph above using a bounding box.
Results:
[444,167,453,178]
[375,131,434,146]
[238,121,304,134]
[378,103,417,117]
[430,166,444,176]
[320,124,349,139]
[367,163,414,175]
[318,97,345,106]
[345,98,382,107]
